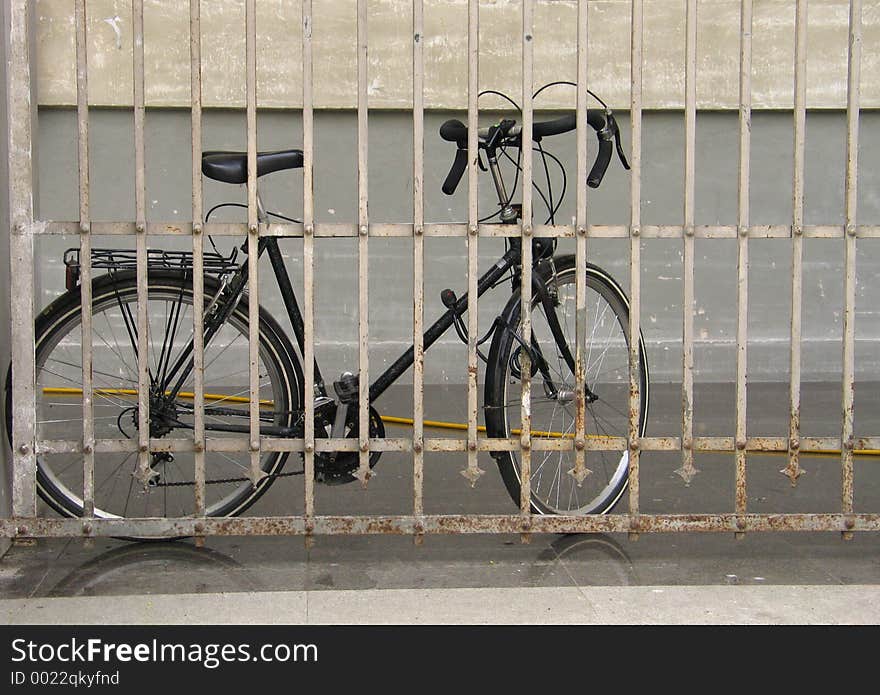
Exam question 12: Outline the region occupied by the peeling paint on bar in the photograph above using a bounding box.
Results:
[27,221,880,239]
[245,0,264,489]
[27,429,875,456]
[5,514,880,540]
[9,0,38,518]
[519,0,534,529]
[734,0,753,533]
[75,0,95,516]
[628,0,643,532]
[461,0,484,489]
[132,0,153,495]
[571,0,591,488]
[356,0,371,488]
[190,0,206,517]
[302,0,316,525]
[841,0,861,541]
[412,0,425,527]
[785,0,807,487]
[678,0,699,486]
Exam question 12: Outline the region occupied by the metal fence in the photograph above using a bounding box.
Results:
[4,0,878,541]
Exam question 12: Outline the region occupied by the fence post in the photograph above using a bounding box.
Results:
[7,0,37,525]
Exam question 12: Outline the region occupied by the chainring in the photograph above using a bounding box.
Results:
[311,404,385,485]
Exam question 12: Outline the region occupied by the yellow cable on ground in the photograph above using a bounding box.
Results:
[41,386,880,457]
[381,415,577,439]
[42,386,273,407]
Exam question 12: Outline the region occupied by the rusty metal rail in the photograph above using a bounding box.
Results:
[4,0,876,541]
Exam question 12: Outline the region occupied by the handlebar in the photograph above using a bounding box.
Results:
[439,109,629,195]
[588,139,614,189]
[442,148,470,196]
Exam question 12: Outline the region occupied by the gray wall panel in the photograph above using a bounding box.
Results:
[33,108,880,386]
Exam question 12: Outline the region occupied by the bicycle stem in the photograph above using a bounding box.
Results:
[487,151,519,224]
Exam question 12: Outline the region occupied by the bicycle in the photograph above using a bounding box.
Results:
[6,87,648,527]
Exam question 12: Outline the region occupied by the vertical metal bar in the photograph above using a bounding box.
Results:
[355,0,371,485]
[412,0,426,529]
[9,0,37,518]
[519,0,534,529]
[677,0,699,485]
[461,0,484,487]
[570,0,591,487]
[785,0,807,485]
[131,0,153,501]
[628,0,644,535]
[190,0,206,517]
[75,0,95,516]
[841,0,861,540]
[735,0,753,535]
[302,0,316,529]
[245,0,263,487]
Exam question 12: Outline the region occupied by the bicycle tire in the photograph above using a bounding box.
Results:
[5,269,303,528]
[484,255,649,515]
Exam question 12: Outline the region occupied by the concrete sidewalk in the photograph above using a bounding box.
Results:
[3,585,878,625]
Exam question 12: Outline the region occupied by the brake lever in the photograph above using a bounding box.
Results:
[608,113,630,170]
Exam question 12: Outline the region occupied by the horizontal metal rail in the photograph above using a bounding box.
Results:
[24,222,880,238]
[28,435,880,456]
[3,515,878,539]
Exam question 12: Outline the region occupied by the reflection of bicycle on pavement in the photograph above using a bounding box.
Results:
[44,542,260,597]
[530,534,637,586]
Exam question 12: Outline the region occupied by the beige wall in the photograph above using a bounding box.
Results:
[36,0,879,109]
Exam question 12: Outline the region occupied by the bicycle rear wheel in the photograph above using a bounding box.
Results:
[6,269,302,524]
[484,255,649,515]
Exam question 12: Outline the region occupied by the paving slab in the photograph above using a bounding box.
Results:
[3,585,878,625]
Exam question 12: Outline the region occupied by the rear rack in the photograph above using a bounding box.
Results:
[64,247,240,289]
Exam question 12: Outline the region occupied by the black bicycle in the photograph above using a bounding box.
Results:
[7,89,648,524]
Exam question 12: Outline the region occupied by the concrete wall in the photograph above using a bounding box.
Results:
[13,1,880,398]
[33,107,880,384]
[34,0,880,109]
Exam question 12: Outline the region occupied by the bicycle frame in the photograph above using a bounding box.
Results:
[155,232,578,438]
[156,137,582,437]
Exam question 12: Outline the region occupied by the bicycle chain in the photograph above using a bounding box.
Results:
[147,414,307,488]
[153,468,304,488]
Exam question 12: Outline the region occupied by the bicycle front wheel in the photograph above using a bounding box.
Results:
[7,269,302,524]
[484,255,649,515]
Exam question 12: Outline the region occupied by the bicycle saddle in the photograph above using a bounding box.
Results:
[201,149,304,184]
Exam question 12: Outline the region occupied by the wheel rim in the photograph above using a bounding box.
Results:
[33,279,293,520]
[499,266,645,515]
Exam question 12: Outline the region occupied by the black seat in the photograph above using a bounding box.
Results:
[201,149,304,184]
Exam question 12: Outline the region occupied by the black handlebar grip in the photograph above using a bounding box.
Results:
[440,119,468,143]
[532,114,576,138]
[587,139,613,188]
[531,110,607,139]
[442,148,469,195]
